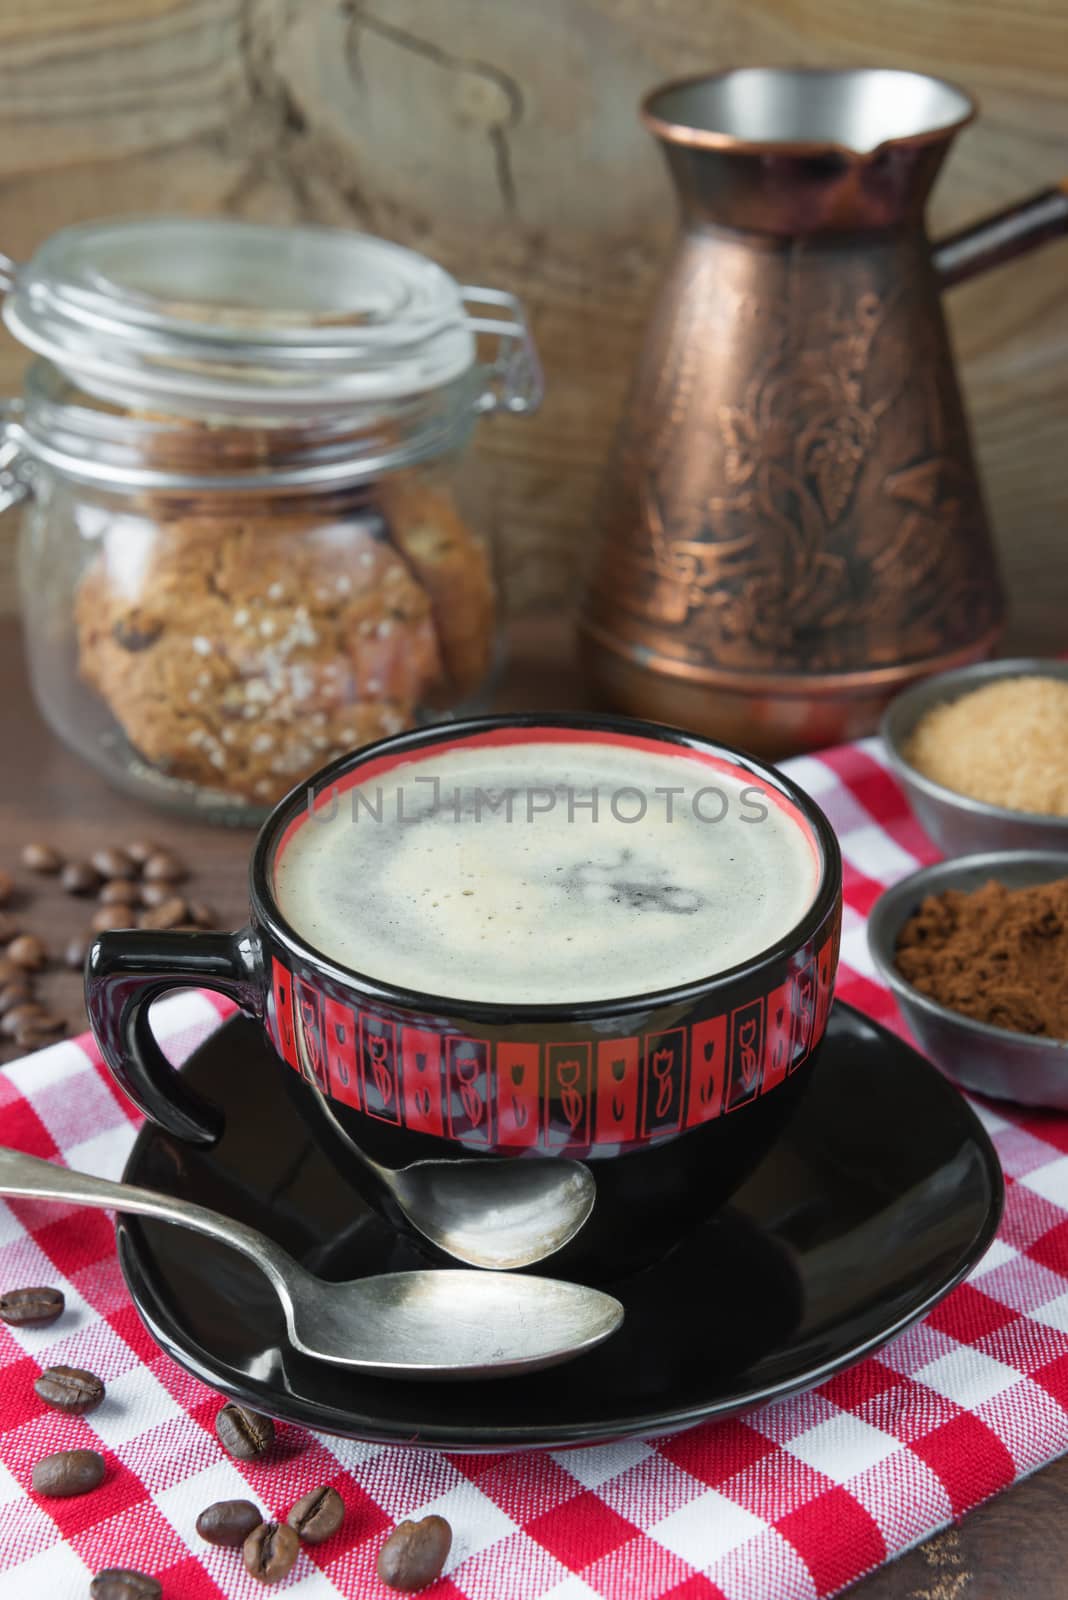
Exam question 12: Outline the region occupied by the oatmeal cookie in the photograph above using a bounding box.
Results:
[75,509,441,805]
[381,475,496,699]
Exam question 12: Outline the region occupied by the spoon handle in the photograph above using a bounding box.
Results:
[0,1145,299,1294]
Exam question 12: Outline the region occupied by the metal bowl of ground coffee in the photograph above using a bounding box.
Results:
[882,658,1068,858]
[868,851,1068,1109]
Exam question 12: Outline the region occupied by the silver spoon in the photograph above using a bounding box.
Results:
[0,1147,623,1380]
[300,1077,597,1271]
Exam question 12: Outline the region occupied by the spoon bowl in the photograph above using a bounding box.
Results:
[302,1081,598,1271]
[284,1268,622,1378]
[387,1154,597,1271]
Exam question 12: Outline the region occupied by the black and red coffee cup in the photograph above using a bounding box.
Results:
[85,715,842,1278]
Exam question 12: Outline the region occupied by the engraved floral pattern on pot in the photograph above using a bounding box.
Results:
[589,236,1003,678]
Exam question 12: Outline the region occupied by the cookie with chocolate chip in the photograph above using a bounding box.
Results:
[75,505,440,805]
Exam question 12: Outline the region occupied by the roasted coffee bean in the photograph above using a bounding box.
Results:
[196,1498,263,1548]
[21,842,62,874]
[0,1285,64,1326]
[14,1013,65,1049]
[0,981,33,1016]
[1,1003,48,1038]
[0,869,13,905]
[17,1031,57,1051]
[0,911,22,943]
[125,839,160,866]
[244,1521,300,1585]
[377,1516,453,1592]
[188,900,217,929]
[60,860,101,895]
[8,934,47,971]
[99,878,139,905]
[287,1484,344,1544]
[90,1568,161,1600]
[90,905,137,934]
[34,1364,105,1415]
[215,1401,274,1460]
[32,1447,105,1497]
[90,846,136,880]
[142,849,187,884]
[65,935,90,971]
[139,897,187,931]
[139,881,170,908]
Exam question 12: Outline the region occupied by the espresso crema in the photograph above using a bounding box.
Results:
[273,739,820,1004]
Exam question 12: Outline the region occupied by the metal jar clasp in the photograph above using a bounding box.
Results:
[0,400,34,513]
[462,286,543,417]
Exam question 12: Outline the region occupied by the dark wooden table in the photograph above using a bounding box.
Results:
[0,615,1064,1597]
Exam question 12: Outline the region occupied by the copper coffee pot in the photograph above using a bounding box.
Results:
[580,68,1068,756]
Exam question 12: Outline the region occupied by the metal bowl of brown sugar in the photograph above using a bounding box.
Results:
[882,658,1068,858]
[868,851,1068,1110]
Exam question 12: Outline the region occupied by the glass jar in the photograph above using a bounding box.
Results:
[0,217,541,822]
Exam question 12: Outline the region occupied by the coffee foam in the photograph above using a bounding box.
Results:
[273,738,820,1005]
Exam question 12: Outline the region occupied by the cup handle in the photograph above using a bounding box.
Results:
[85,928,263,1147]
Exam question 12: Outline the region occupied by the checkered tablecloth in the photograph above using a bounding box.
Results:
[5,735,1068,1599]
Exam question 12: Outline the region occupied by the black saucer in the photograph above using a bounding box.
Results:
[118,1002,1003,1450]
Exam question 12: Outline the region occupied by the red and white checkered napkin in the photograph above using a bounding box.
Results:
[5,737,1068,1599]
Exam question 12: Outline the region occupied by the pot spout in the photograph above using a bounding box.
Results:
[643,68,976,235]
[643,67,976,155]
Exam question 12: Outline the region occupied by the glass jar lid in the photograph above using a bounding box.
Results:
[1,216,540,420]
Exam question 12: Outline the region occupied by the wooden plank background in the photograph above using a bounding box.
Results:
[0,0,1064,647]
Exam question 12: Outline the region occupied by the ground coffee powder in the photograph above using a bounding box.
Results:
[895,877,1068,1038]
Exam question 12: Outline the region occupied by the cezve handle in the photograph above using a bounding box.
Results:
[935,179,1068,287]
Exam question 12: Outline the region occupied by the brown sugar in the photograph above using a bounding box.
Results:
[895,877,1068,1039]
[904,675,1068,816]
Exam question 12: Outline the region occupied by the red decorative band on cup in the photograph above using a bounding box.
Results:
[266,926,838,1156]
